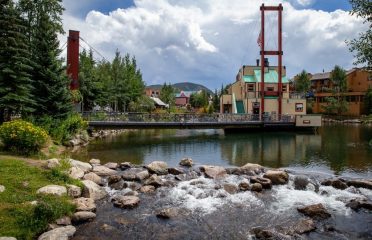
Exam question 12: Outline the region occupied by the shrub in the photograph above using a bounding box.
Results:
[0,120,49,155]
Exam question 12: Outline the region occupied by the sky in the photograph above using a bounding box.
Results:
[61,0,366,90]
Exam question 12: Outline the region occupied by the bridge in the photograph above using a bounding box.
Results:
[83,112,321,130]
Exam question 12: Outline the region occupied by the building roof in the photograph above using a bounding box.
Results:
[310,68,360,81]
[150,97,167,106]
[175,91,198,98]
[243,70,289,83]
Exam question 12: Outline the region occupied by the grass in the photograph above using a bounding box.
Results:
[0,158,77,240]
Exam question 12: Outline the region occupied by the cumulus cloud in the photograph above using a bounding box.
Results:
[61,0,367,89]
[296,0,314,7]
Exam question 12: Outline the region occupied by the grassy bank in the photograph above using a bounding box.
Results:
[0,157,78,240]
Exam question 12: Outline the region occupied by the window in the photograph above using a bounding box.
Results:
[282,85,287,92]
[295,103,303,112]
[267,87,274,91]
[248,84,254,91]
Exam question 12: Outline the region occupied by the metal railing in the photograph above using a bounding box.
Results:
[82,112,296,123]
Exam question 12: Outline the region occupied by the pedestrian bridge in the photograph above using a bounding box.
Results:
[83,112,321,130]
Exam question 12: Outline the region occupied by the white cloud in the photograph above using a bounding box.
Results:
[61,0,367,89]
[296,0,314,7]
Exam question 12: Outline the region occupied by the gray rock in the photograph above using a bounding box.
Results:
[0,238,17,240]
[92,165,117,176]
[112,196,140,209]
[251,228,292,240]
[294,175,309,190]
[110,180,127,190]
[239,180,250,191]
[292,218,316,234]
[240,163,264,174]
[37,185,67,196]
[136,170,150,181]
[297,203,331,219]
[104,162,118,170]
[146,161,168,175]
[121,190,139,196]
[46,158,60,169]
[83,172,103,186]
[55,216,71,226]
[223,183,238,194]
[321,178,348,190]
[81,180,107,200]
[119,162,132,170]
[251,183,263,192]
[127,182,142,191]
[250,176,272,189]
[73,197,96,212]
[179,158,193,167]
[89,158,100,165]
[168,167,184,175]
[156,208,179,219]
[108,175,122,184]
[72,211,96,223]
[69,159,92,173]
[0,185,5,193]
[68,167,84,180]
[144,174,163,187]
[346,199,372,211]
[263,170,289,185]
[66,185,81,198]
[121,172,137,181]
[347,179,372,190]
[140,185,155,193]
[200,165,227,179]
[38,225,76,240]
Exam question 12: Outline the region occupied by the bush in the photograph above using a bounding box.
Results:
[0,120,49,155]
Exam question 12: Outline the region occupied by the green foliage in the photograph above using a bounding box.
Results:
[0,0,35,123]
[0,158,76,239]
[160,83,176,108]
[294,70,310,93]
[190,90,209,108]
[348,0,372,70]
[364,87,372,114]
[322,96,348,115]
[212,89,220,112]
[331,65,347,92]
[128,95,155,112]
[0,120,49,155]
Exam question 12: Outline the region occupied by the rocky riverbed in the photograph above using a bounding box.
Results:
[39,158,372,240]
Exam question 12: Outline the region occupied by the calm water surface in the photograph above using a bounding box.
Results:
[72,124,372,178]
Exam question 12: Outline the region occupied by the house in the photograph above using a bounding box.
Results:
[145,87,161,98]
[150,97,168,109]
[220,59,307,118]
[175,91,199,106]
[310,68,371,116]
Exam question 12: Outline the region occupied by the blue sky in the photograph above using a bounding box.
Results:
[62,0,366,90]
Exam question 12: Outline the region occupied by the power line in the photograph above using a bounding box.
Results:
[79,37,108,62]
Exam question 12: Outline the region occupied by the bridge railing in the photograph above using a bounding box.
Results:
[82,112,296,123]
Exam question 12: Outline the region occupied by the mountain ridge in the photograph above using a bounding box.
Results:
[146,82,213,94]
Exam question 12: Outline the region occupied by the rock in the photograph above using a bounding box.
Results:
[69,159,92,173]
[68,167,84,180]
[297,203,331,219]
[156,208,179,219]
[0,237,17,240]
[100,224,115,231]
[321,178,348,190]
[89,158,100,165]
[146,161,168,175]
[0,185,5,193]
[112,196,140,209]
[73,197,96,212]
[120,162,132,170]
[110,180,127,190]
[81,180,107,200]
[239,180,250,191]
[292,219,316,234]
[38,225,76,240]
[72,211,96,223]
[122,190,139,196]
[140,185,155,193]
[66,185,81,198]
[108,175,122,184]
[168,168,184,175]
[179,158,193,167]
[37,185,67,196]
[46,158,60,169]
[250,176,272,189]
[121,172,137,181]
[263,170,289,185]
[144,174,163,187]
[347,179,372,190]
[251,228,292,240]
[92,165,117,176]
[223,183,238,194]
[104,162,118,169]
[294,175,309,190]
[55,216,71,226]
[346,199,372,211]
[136,170,150,181]
[200,165,227,179]
[251,183,263,192]
[127,182,142,191]
[240,163,264,174]
[83,172,103,186]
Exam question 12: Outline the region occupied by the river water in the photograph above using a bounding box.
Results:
[71,124,372,239]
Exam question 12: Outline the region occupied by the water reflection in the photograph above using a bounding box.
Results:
[71,125,372,177]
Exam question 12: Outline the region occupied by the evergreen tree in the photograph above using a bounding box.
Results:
[0,0,34,122]
[212,89,220,112]
[294,70,310,94]
[79,49,97,111]
[160,83,175,107]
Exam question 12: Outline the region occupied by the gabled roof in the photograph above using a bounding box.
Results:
[175,91,197,98]
[243,70,289,83]
[310,72,331,81]
[150,97,167,106]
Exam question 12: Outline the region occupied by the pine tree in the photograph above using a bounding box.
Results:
[0,0,34,122]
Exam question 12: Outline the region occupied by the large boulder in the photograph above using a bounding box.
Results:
[223,183,238,194]
[81,180,107,200]
[89,159,101,165]
[250,176,272,189]
[112,196,140,209]
[143,174,163,187]
[200,165,227,179]
[68,167,84,180]
[263,170,289,185]
[72,211,96,223]
[321,178,348,190]
[104,162,118,170]
[73,197,96,212]
[294,175,310,190]
[179,158,193,167]
[146,161,168,175]
[38,225,76,240]
[156,208,180,219]
[83,172,103,186]
[251,228,292,240]
[251,183,263,192]
[69,159,92,173]
[297,203,331,219]
[240,163,264,174]
[121,172,137,181]
[239,180,250,191]
[347,179,372,190]
[168,168,184,175]
[46,158,60,169]
[66,185,81,198]
[108,175,122,184]
[37,185,67,196]
[292,219,316,234]
[92,165,117,176]
[346,199,372,211]
[140,185,155,193]
[55,216,71,226]
[136,170,150,181]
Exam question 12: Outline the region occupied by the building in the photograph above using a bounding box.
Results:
[310,68,371,116]
[175,91,199,106]
[150,97,168,109]
[220,60,307,118]
[145,86,161,98]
